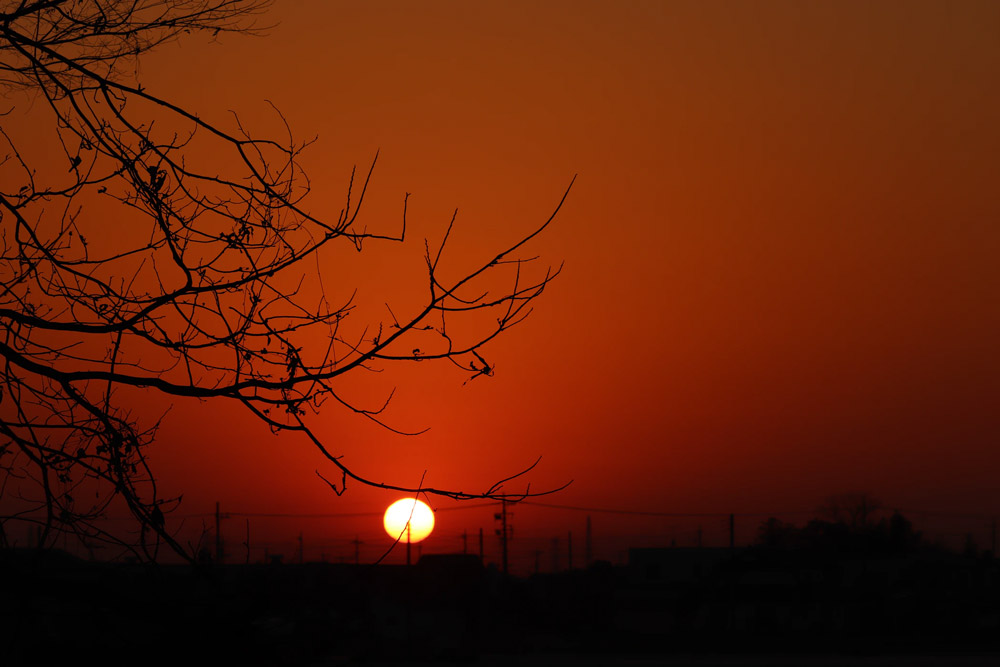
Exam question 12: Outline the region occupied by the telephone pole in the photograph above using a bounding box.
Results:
[585,515,592,567]
[495,499,511,576]
[244,519,251,564]
[215,501,222,563]
[214,501,230,564]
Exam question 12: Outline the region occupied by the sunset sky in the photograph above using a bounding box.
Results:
[12,1,997,566]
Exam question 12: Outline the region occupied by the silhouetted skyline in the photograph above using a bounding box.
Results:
[3,0,998,562]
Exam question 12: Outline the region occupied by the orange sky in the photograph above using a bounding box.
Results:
[10,1,999,566]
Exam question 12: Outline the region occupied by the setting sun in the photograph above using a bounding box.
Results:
[383,498,435,543]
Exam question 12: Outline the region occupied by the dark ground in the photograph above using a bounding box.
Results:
[2,545,999,666]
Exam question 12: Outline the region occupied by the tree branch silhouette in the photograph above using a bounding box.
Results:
[0,0,572,562]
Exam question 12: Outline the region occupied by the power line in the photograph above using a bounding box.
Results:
[228,511,381,518]
[430,502,499,512]
[520,501,816,518]
[58,504,1000,523]
[172,501,500,520]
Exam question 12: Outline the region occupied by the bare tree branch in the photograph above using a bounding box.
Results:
[0,0,572,562]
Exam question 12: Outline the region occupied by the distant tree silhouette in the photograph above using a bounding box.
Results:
[819,492,882,529]
[756,508,924,554]
[885,510,922,553]
[756,517,797,548]
[0,1,571,561]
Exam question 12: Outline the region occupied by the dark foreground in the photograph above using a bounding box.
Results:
[3,547,999,665]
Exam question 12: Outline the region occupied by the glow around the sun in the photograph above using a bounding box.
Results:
[383,498,435,543]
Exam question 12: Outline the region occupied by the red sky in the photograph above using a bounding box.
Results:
[9,1,1000,568]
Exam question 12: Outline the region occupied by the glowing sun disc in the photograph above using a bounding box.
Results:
[383,498,435,543]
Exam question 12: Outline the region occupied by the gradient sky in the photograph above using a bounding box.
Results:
[24,0,997,564]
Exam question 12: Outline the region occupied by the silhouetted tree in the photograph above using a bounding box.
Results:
[756,517,797,548]
[819,492,882,530]
[756,508,924,554]
[0,1,571,561]
[885,510,921,553]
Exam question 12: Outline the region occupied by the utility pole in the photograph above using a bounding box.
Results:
[729,513,735,554]
[298,531,304,565]
[502,499,508,575]
[568,531,573,570]
[479,527,484,562]
[697,525,703,549]
[462,529,468,555]
[406,523,411,566]
[215,501,221,563]
[495,499,510,576]
[353,536,361,565]
[992,518,997,556]
[585,515,592,567]
[214,501,229,564]
[551,537,559,572]
[244,519,251,564]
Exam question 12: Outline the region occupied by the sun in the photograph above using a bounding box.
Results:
[383,498,435,543]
